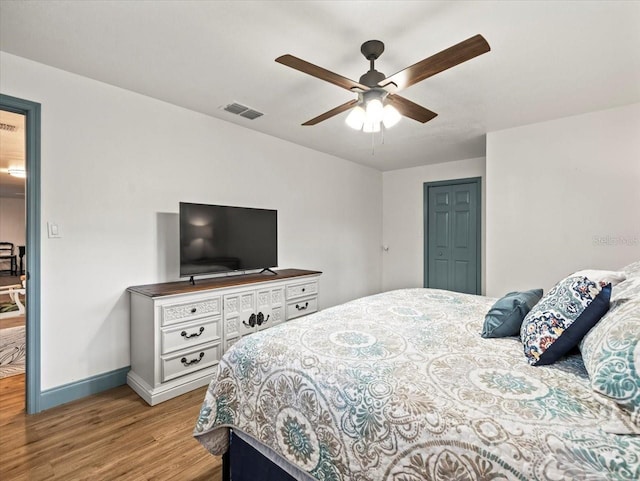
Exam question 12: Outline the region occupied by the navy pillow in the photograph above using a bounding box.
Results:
[521,277,612,366]
[481,289,543,338]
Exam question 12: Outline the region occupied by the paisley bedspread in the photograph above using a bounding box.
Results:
[194,288,640,480]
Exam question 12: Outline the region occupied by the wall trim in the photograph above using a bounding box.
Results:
[40,366,130,411]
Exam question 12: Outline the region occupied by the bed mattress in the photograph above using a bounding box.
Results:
[194,288,639,480]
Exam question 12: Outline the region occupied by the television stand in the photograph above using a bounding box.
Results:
[127,268,321,405]
[259,268,278,275]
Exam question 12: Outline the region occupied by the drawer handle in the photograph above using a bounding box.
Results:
[302,287,306,292]
[190,307,197,314]
[295,302,309,311]
[256,312,270,326]
[181,327,205,339]
[243,313,257,328]
[181,352,204,366]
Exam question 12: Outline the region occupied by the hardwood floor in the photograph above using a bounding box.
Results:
[0,374,223,480]
[0,274,22,287]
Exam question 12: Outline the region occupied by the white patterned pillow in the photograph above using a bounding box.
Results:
[580,298,640,429]
[623,260,640,278]
[573,269,626,286]
[610,275,640,305]
[520,275,611,366]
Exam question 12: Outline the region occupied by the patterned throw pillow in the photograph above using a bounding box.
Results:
[573,269,626,286]
[520,276,611,366]
[610,276,640,304]
[481,289,543,338]
[580,298,640,429]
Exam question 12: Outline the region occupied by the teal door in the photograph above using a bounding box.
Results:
[424,179,480,294]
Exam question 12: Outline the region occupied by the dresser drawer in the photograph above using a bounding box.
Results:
[286,280,318,300]
[161,318,221,355]
[161,342,221,383]
[286,296,318,320]
[161,297,221,326]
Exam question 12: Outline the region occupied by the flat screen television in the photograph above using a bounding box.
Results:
[179,202,277,278]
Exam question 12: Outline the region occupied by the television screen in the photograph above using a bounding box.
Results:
[179,203,277,277]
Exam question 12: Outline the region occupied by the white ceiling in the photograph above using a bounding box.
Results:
[1,0,639,172]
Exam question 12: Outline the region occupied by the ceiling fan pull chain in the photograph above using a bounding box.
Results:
[371,130,375,155]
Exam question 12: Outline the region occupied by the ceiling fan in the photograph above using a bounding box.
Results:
[275,34,490,132]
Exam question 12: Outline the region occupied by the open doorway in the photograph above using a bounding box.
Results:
[0,93,41,414]
[0,110,27,382]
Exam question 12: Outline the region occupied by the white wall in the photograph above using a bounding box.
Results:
[486,103,640,297]
[0,53,383,390]
[382,157,486,292]
[0,195,25,248]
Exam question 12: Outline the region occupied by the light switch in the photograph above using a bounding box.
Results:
[48,222,61,238]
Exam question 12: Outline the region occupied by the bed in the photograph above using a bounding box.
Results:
[194,263,640,480]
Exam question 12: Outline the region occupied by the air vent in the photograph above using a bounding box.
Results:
[239,109,263,120]
[223,102,249,115]
[222,102,264,120]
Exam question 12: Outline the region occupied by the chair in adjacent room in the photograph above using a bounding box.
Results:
[0,242,18,276]
[0,282,25,318]
[18,245,25,275]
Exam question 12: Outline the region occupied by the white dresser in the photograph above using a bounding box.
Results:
[127,269,321,405]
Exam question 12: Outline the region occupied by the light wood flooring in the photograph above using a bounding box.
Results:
[0,374,223,480]
[0,274,22,287]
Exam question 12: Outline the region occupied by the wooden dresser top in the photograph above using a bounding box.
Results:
[127,268,322,298]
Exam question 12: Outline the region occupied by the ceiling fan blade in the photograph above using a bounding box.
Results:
[302,99,359,126]
[387,95,438,123]
[276,54,369,92]
[379,34,490,92]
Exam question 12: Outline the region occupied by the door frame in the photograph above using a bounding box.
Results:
[423,177,481,294]
[1,94,42,414]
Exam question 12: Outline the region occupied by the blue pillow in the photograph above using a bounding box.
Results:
[521,276,611,366]
[481,289,543,338]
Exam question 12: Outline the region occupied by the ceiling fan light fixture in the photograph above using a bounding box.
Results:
[362,120,381,133]
[365,97,384,124]
[345,105,366,130]
[8,167,26,178]
[346,98,399,133]
[382,104,401,128]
